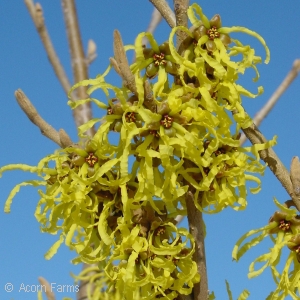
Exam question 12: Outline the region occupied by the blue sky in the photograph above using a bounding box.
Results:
[0,1,300,299]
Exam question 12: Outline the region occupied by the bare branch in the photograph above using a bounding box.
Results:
[240,59,300,145]
[146,8,163,34]
[149,0,176,28]
[291,156,300,202]
[76,264,98,300]
[242,123,300,211]
[61,0,95,136]
[173,0,190,46]
[113,30,137,94]
[59,128,73,148]
[86,39,97,65]
[15,89,72,148]
[141,8,163,48]
[38,277,56,300]
[186,191,208,300]
[24,0,72,95]
[178,294,193,300]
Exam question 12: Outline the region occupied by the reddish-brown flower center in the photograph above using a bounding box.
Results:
[85,153,98,167]
[149,130,159,137]
[160,115,173,128]
[278,219,291,231]
[107,107,113,115]
[125,112,136,123]
[155,226,166,236]
[207,26,220,40]
[153,53,167,66]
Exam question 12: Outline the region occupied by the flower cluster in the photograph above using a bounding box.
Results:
[1,3,275,299]
[233,199,300,299]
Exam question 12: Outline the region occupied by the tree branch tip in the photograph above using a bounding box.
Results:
[15,88,22,98]
[24,0,34,6]
[86,39,97,64]
[113,30,126,59]
[38,277,56,300]
[113,29,121,38]
[38,276,47,283]
[87,39,97,55]
[14,89,31,107]
[293,59,300,68]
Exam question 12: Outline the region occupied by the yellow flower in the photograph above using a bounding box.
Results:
[232,198,300,298]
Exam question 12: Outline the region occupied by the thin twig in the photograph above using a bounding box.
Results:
[146,8,163,34]
[141,8,163,48]
[38,277,56,300]
[291,157,300,203]
[173,0,190,46]
[76,264,98,300]
[186,191,208,300]
[24,0,72,95]
[61,0,95,136]
[240,59,300,145]
[173,3,207,298]
[60,3,96,300]
[148,0,176,28]
[242,123,300,211]
[178,294,193,300]
[15,89,72,148]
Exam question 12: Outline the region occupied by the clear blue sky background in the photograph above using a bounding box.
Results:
[0,1,299,299]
